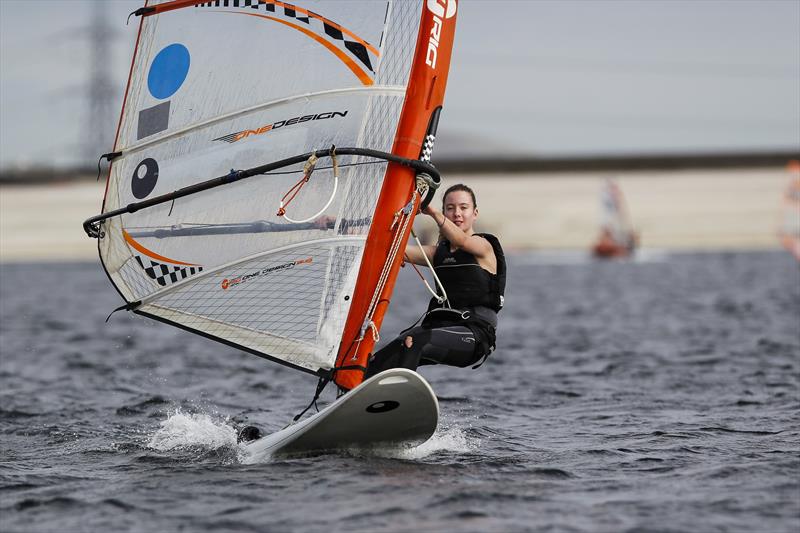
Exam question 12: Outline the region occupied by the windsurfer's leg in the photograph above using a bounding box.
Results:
[417,325,481,368]
[365,324,482,378]
[365,326,430,378]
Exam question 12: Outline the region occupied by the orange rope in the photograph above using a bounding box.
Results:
[277,154,321,217]
[276,174,311,216]
[408,258,428,281]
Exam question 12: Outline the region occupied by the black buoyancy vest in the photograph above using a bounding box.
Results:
[429,233,506,312]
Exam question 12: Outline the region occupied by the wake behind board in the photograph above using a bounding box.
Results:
[242,369,438,462]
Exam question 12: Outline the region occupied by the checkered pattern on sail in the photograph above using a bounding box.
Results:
[195,0,378,74]
[135,256,204,287]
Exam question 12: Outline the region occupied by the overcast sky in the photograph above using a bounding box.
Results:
[1,0,798,168]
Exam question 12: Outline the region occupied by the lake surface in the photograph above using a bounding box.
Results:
[1,251,798,532]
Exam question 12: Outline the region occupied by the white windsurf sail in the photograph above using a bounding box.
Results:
[85,0,458,388]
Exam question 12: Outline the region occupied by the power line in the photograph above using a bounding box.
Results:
[84,2,119,165]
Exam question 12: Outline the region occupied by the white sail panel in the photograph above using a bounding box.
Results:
[121,1,388,144]
[99,0,423,373]
[140,239,364,371]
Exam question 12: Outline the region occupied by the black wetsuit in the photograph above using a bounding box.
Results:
[365,233,506,377]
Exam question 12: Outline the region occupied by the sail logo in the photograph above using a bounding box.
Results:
[221,257,313,290]
[425,0,456,69]
[213,111,348,144]
[427,0,457,19]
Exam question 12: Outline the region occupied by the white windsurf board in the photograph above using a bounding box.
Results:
[242,368,438,462]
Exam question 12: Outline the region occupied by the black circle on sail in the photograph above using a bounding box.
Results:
[131,158,159,199]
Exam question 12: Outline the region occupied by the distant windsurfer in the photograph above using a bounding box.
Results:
[364,184,506,378]
[592,225,638,258]
[591,179,638,258]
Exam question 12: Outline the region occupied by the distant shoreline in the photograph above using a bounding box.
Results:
[1,149,797,185]
[0,166,791,262]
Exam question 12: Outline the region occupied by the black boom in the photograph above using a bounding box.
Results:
[83,146,440,238]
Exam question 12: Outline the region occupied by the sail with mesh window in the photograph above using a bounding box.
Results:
[95,0,458,381]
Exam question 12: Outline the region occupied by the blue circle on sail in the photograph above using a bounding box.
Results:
[147,44,190,99]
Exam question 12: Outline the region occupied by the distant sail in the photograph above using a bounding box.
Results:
[92,0,458,385]
[592,179,638,258]
[779,161,800,261]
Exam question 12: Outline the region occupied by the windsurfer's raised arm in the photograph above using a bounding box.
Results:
[404,242,435,266]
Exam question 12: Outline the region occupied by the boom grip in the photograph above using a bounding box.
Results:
[417,171,440,211]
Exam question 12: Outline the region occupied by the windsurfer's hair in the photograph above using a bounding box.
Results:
[442,184,477,209]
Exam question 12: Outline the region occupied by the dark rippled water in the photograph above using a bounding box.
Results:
[1,251,799,532]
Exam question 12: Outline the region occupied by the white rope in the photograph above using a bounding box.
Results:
[410,229,449,307]
[280,152,339,224]
[368,321,380,342]
[409,174,450,305]
[365,205,411,326]
[353,191,418,356]
[349,175,437,359]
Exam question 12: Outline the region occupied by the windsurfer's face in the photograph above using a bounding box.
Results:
[443,190,478,233]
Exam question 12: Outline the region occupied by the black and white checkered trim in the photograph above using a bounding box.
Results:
[420,134,436,162]
[196,1,375,72]
[135,256,203,287]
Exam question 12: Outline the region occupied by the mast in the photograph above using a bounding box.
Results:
[333,0,459,390]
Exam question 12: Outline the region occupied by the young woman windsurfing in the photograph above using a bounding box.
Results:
[365,184,506,377]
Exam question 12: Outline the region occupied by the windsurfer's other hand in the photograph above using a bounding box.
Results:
[422,205,436,217]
